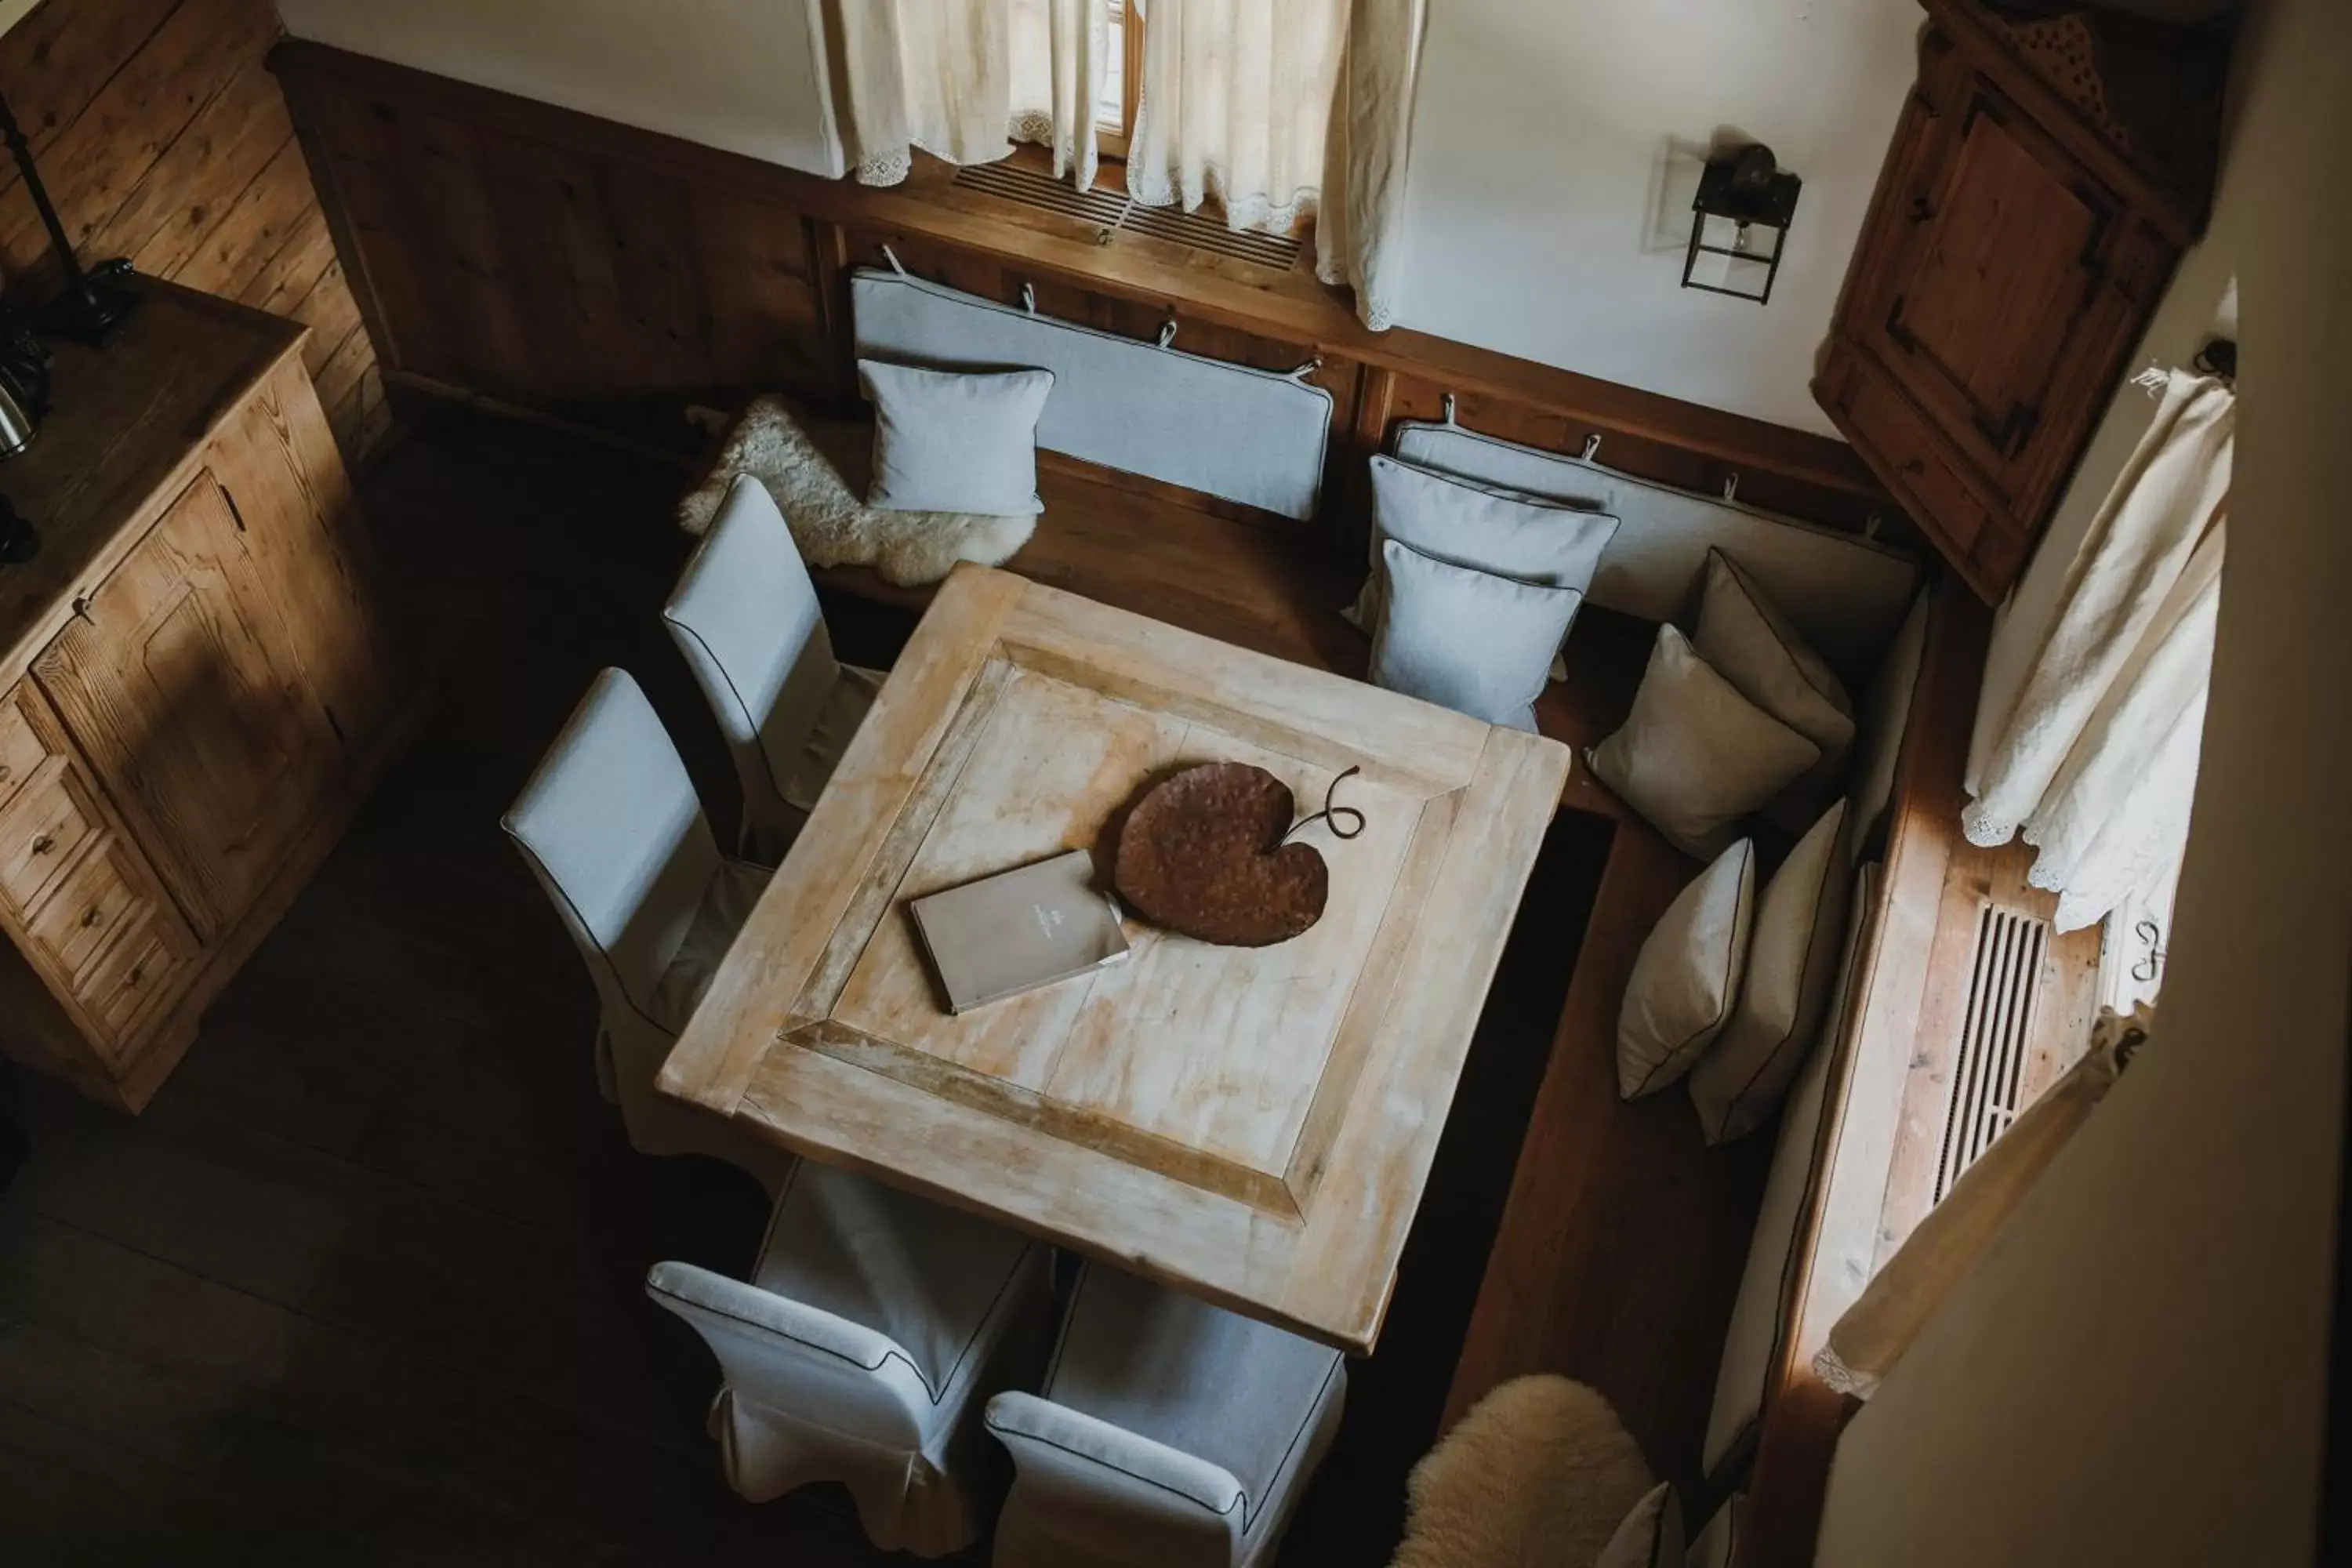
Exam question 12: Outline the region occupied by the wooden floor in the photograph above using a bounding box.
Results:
[0,411,1769,1563]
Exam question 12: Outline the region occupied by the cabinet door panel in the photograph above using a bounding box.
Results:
[1875,88,2114,491]
[33,471,343,938]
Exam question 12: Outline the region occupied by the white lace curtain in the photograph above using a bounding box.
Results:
[835,0,1109,191]
[1963,369,2234,932]
[829,0,1425,332]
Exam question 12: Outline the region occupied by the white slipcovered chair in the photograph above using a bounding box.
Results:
[662,473,885,864]
[501,667,792,1195]
[984,1263,1348,1568]
[646,1160,1058,1557]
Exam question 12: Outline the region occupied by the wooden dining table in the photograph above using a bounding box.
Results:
[660,564,1571,1352]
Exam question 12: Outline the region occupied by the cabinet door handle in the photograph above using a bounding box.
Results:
[31,833,54,855]
[81,906,103,928]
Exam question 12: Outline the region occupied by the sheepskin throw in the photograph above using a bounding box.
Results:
[1389,1375,1655,1568]
[677,395,1036,586]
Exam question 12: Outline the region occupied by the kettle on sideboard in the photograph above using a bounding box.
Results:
[0,311,46,561]
[0,312,49,457]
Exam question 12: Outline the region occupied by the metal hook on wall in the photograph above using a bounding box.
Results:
[1581,434,1602,462]
[1440,392,1457,425]
[1020,283,1037,315]
[1156,319,1178,350]
[1722,473,1741,503]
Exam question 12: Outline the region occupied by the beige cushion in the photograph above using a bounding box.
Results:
[1693,550,1856,831]
[1700,859,1880,1481]
[1617,839,1755,1099]
[1370,539,1584,733]
[1690,800,1853,1145]
[1595,1480,1685,1568]
[858,360,1053,515]
[1846,587,1929,863]
[1587,625,1820,858]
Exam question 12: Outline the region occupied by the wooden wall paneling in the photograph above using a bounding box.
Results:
[0,0,387,466]
[0,0,277,281]
[96,52,292,283]
[282,80,456,384]
[686,187,833,395]
[0,0,182,176]
[170,136,318,300]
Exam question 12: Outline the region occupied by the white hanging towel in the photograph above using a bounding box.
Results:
[1963,370,2234,931]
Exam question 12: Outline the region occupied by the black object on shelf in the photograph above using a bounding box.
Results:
[0,89,138,345]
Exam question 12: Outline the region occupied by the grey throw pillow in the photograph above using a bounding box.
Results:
[1348,456,1621,672]
[858,359,1053,515]
[1369,539,1582,732]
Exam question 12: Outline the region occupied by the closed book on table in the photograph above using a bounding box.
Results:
[909,850,1131,1013]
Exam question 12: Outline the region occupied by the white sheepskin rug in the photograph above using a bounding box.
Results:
[677,394,1036,586]
[1388,1376,1655,1568]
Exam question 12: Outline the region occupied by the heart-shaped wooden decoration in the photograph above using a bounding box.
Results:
[1113,763,1329,947]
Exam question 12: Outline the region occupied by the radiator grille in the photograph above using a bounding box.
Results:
[1934,903,2050,1202]
[952,161,1304,270]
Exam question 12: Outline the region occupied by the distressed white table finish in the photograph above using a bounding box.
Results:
[661,565,1570,1351]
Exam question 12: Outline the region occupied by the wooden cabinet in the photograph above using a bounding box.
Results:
[1817,0,2227,601]
[0,283,413,1110]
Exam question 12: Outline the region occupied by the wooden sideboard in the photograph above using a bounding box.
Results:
[1816,0,2229,602]
[0,282,411,1111]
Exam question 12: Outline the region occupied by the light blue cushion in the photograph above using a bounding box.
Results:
[858,359,1053,515]
[1370,539,1584,732]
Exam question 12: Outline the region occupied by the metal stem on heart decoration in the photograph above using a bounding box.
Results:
[1112,763,1365,947]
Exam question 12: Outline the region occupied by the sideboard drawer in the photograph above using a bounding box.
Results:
[0,758,100,916]
[0,689,48,814]
[27,837,151,984]
[84,912,189,1041]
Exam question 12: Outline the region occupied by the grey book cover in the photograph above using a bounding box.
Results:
[908,849,1131,1014]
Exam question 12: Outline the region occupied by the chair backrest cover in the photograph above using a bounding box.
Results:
[662,475,840,811]
[985,1390,1248,1568]
[647,1260,941,1451]
[501,668,719,1022]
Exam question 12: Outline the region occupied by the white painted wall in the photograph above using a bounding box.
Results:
[1814,0,2348,1559]
[1394,0,1922,436]
[274,0,844,178]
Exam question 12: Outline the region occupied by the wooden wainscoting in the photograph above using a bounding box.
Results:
[0,0,387,463]
[266,39,1903,554]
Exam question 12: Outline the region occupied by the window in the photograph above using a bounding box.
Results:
[1097,0,1142,160]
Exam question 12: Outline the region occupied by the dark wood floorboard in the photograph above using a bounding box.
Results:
[0,410,1757,1564]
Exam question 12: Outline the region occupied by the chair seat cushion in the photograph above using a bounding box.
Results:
[782,664,885,812]
[1045,1265,1343,1519]
[753,1160,1040,1403]
[647,858,771,1033]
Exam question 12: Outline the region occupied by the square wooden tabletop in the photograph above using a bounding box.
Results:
[659,565,1571,1352]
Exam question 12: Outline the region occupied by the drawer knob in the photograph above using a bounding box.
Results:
[31,833,54,855]
[81,906,102,928]
[127,964,145,987]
